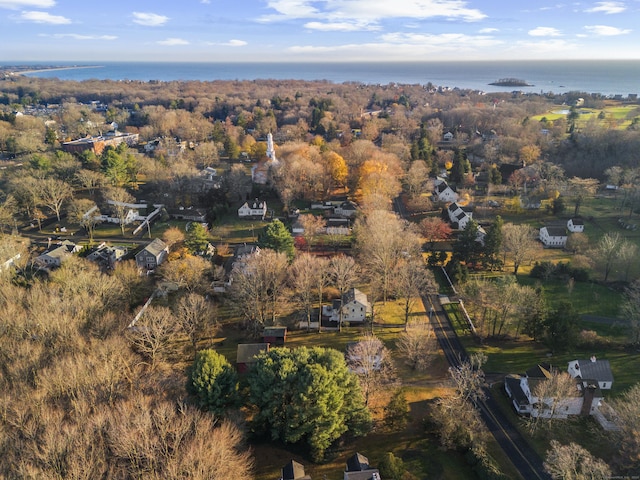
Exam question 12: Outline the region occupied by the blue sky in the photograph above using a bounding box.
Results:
[2,0,640,62]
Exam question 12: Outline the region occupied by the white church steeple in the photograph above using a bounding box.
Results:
[266,132,278,164]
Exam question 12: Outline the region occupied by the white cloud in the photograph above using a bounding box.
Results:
[157,37,189,45]
[381,32,501,48]
[479,27,499,33]
[528,26,563,36]
[0,0,54,9]
[201,0,210,3]
[304,21,378,32]
[41,33,117,40]
[513,38,579,54]
[584,24,631,35]
[206,39,248,46]
[260,0,486,28]
[18,10,70,24]
[132,12,169,26]
[287,31,502,61]
[585,1,626,14]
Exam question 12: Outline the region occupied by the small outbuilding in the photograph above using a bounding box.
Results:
[262,326,287,346]
[236,343,270,373]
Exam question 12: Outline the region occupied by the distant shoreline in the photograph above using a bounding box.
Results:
[10,65,102,75]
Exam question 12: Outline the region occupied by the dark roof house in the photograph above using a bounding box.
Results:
[281,459,312,480]
[344,453,381,480]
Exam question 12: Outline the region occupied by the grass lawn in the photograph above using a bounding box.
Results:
[516,275,623,318]
[530,104,640,130]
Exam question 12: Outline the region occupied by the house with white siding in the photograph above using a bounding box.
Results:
[539,226,567,248]
[567,218,585,233]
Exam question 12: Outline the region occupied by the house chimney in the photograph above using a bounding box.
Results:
[590,355,597,363]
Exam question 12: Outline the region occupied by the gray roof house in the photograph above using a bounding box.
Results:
[567,357,614,390]
[135,238,168,271]
[35,240,81,268]
[324,288,372,324]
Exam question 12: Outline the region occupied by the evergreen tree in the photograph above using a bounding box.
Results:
[379,452,406,480]
[258,219,295,259]
[384,389,410,430]
[488,164,502,185]
[188,349,239,416]
[185,222,211,255]
[482,215,503,270]
[247,346,371,462]
[450,148,471,184]
[544,301,580,352]
[452,220,483,268]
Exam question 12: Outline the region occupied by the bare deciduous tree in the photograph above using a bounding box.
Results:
[158,255,210,293]
[174,292,216,353]
[393,258,436,330]
[346,334,397,406]
[528,369,577,433]
[396,323,438,371]
[595,232,622,282]
[622,280,640,346]
[297,213,326,251]
[611,383,640,472]
[544,440,611,480]
[127,306,175,368]
[67,198,101,243]
[290,253,327,331]
[502,223,539,275]
[38,177,73,221]
[355,209,420,302]
[329,254,359,332]
[229,248,289,333]
[105,187,136,236]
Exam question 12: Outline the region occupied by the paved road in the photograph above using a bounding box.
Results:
[423,293,551,480]
[392,193,550,479]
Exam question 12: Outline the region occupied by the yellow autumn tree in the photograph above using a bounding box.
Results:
[358,155,402,202]
[325,151,348,187]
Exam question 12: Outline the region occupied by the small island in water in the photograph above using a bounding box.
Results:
[489,77,534,87]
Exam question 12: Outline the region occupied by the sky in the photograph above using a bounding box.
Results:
[2,0,640,62]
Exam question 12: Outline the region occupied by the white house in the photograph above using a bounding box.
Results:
[443,131,454,142]
[539,226,567,248]
[567,218,585,233]
[567,357,613,390]
[323,288,371,324]
[434,178,458,203]
[504,363,603,419]
[238,199,267,220]
[447,202,473,230]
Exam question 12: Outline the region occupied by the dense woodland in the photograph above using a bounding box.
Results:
[1,73,640,479]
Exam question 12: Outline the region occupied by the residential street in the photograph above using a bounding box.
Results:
[423,292,551,480]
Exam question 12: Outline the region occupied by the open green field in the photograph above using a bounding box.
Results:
[531,104,640,130]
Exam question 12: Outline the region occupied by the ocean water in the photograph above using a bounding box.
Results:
[9,60,640,97]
